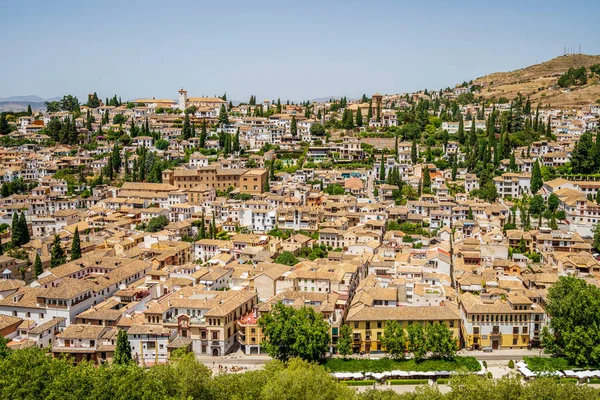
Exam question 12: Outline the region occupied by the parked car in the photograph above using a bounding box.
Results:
[483,347,493,353]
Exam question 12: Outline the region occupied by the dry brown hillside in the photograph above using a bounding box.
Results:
[473,54,600,108]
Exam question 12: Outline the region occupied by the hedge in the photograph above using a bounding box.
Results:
[389,379,429,385]
[437,378,450,385]
[324,357,481,373]
[343,380,376,386]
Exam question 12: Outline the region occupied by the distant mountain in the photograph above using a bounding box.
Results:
[311,96,341,103]
[473,54,600,108]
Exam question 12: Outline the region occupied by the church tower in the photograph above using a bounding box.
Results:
[178,88,188,110]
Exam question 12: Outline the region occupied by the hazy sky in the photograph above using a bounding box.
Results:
[1,0,599,103]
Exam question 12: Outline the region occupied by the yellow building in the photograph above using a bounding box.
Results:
[345,305,461,353]
[459,292,546,350]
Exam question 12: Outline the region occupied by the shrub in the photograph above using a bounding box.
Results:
[483,361,488,369]
[437,378,450,385]
[343,380,376,386]
[508,360,515,369]
[389,379,428,385]
[487,372,493,378]
[323,357,481,373]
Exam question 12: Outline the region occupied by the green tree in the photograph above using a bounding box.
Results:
[407,322,426,359]
[113,329,132,365]
[336,324,353,358]
[18,212,29,246]
[381,320,406,359]
[34,253,43,278]
[379,153,386,181]
[422,166,431,193]
[258,303,330,362]
[71,226,81,260]
[467,206,474,220]
[155,138,169,150]
[218,104,229,125]
[50,234,66,268]
[182,113,191,140]
[290,116,297,137]
[530,194,546,217]
[10,213,21,246]
[531,160,543,194]
[411,139,418,164]
[456,115,465,144]
[571,131,595,174]
[146,215,169,232]
[543,276,600,366]
[0,114,11,135]
[275,251,299,266]
[355,107,363,127]
[594,222,600,251]
[425,322,457,359]
[309,123,325,136]
[547,193,559,213]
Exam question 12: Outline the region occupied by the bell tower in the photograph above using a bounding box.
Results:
[178,88,188,110]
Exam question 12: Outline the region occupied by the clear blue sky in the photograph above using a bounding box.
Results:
[1,0,599,103]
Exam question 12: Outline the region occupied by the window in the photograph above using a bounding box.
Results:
[377,321,382,329]
[473,327,480,335]
[522,326,528,334]
[354,322,358,329]
[513,326,519,334]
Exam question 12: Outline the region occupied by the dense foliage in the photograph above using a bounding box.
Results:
[542,276,600,366]
[0,347,598,399]
[258,303,330,362]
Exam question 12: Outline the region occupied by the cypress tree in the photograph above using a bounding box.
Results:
[27,104,32,116]
[290,116,297,137]
[200,120,207,148]
[411,139,418,164]
[199,213,206,239]
[182,113,191,140]
[71,226,81,260]
[355,107,363,127]
[531,160,543,194]
[218,104,229,125]
[468,206,474,220]
[211,214,217,239]
[379,153,386,181]
[422,165,431,192]
[367,101,373,121]
[457,115,465,144]
[270,159,276,180]
[19,211,29,245]
[34,253,43,278]
[509,152,517,172]
[11,213,21,246]
[50,235,66,268]
[114,329,132,365]
[233,129,240,152]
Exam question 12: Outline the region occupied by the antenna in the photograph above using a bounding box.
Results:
[579,44,581,54]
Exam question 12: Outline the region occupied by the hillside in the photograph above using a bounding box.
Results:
[473,54,600,108]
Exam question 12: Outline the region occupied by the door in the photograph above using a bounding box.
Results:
[492,339,499,350]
